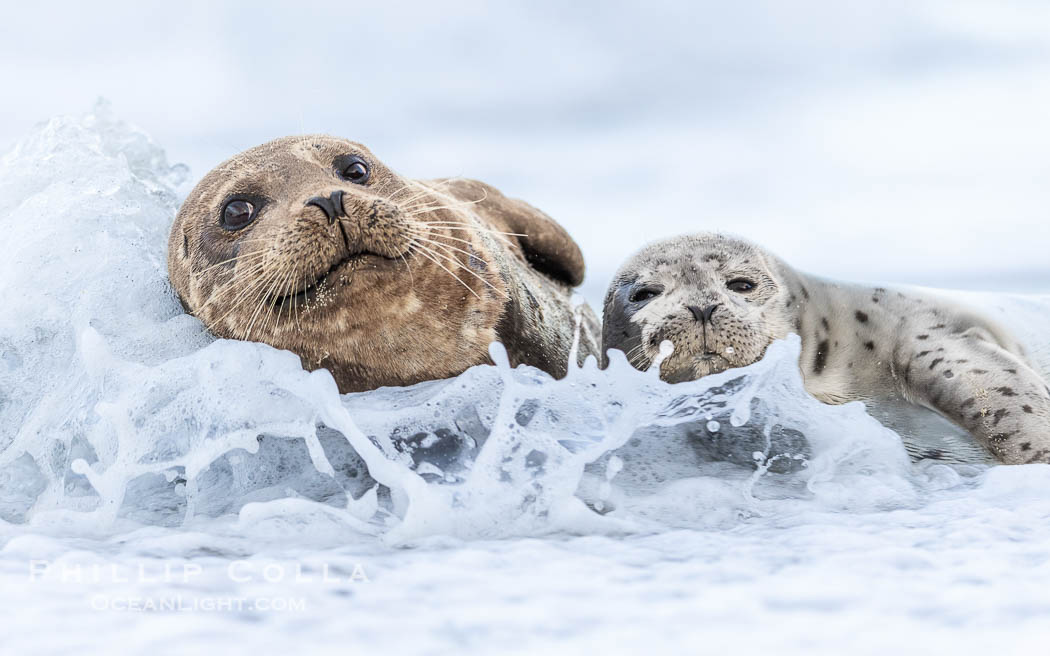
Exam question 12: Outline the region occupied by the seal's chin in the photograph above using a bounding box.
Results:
[692,353,731,377]
[658,352,735,383]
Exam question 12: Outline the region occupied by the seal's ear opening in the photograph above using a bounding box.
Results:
[442,178,585,287]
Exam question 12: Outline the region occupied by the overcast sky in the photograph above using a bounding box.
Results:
[3,1,1050,303]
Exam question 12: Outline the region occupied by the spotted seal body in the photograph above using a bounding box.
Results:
[603,233,1050,465]
[168,135,599,393]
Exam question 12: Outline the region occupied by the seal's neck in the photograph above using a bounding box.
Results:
[781,269,892,404]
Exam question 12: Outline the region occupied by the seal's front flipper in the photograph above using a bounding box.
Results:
[438,178,586,287]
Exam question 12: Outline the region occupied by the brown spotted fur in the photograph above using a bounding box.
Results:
[168,135,599,393]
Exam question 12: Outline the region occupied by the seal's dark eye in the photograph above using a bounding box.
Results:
[727,278,755,293]
[629,286,662,303]
[338,156,370,184]
[221,199,256,230]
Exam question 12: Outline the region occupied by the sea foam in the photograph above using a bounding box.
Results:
[3,106,1050,655]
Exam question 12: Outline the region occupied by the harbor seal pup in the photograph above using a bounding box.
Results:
[603,233,1050,465]
[168,135,599,393]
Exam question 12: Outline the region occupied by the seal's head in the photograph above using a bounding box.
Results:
[602,233,795,382]
[169,135,589,392]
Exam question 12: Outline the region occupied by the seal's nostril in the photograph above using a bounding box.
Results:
[687,304,720,324]
[702,304,719,324]
[306,196,337,223]
[330,190,346,219]
[305,191,348,224]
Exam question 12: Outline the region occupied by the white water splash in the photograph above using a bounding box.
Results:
[3,106,1050,655]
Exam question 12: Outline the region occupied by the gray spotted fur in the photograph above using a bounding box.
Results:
[603,233,1050,465]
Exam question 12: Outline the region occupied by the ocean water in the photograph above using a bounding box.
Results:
[2,106,1050,655]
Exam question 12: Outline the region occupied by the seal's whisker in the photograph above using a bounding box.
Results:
[407,233,481,261]
[411,250,480,300]
[243,269,288,339]
[269,270,291,334]
[412,231,475,248]
[403,205,459,216]
[417,221,526,238]
[227,237,282,244]
[422,179,486,205]
[394,240,415,289]
[417,177,461,192]
[383,181,411,201]
[410,229,510,252]
[413,220,520,233]
[391,182,434,203]
[401,252,414,286]
[399,186,489,225]
[409,234,507,298]
[409,241,482,300]
[400,179,487,211]
[207,270,278,334]
[223,270,278,335]
[403,191,479,206]
[198,259,273,304]
[395,191,435,209]
[290,262,322,332]
[197,265,273,315]
[205,259,268,288]
[194,250,270,275]
[416,224,520,249]
[403,197,486,214]
[393,179,449,206]
[257,279,281,335]
[273,270,297,335]
[409,235,508,295]
[221,264,285,331]
[625,343,650,369]
[276,264,305,333]
[389,179,453,207]
[292,276,303,333]
[203,236,282,250]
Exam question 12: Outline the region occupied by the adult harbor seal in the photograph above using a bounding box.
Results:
[602,233,1050,465]
[168,135,599,393]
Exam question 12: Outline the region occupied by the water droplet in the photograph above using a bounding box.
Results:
[725,346,735,355]
[706,420,720,432]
